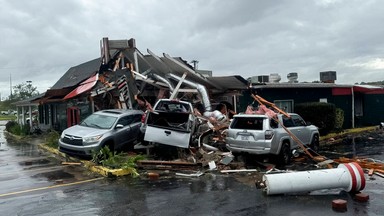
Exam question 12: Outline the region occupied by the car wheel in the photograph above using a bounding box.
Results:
[277,142,291,166]
[310,134,320,152]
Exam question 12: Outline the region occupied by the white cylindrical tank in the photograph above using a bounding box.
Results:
[262,162,365,195]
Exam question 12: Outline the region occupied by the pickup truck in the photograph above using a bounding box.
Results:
[141,99,198,148]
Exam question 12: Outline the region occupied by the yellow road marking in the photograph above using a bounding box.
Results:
[0,177,104,198]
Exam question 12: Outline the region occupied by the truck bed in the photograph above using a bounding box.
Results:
[146,111,191,132]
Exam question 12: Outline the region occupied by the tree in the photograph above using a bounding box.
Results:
[11,81,39,101]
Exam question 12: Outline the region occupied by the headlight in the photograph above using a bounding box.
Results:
[83,135,102,144]
[60,132,65,139]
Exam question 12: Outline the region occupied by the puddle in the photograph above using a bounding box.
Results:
[320,132,384,161]
[31,170,74,181]
[19,158,52,166]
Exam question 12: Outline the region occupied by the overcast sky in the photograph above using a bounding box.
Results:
[1,0,384,99]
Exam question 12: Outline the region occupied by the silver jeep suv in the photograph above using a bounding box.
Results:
[226,113,319,165]
[59,109,144,156]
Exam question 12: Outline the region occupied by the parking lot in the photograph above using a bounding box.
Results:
[1,120,384,215]
[0,121,102,198]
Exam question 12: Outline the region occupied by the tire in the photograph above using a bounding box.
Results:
[277,142,291,166]
[310,134,320,152]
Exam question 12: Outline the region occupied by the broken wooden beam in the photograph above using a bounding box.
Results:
[136,160,202,171]
[220,169,258,173]
[368,168,374,176]
[137,160,201,166]
[61,162,82,165]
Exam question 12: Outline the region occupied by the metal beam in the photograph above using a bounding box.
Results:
[169,72,187,99]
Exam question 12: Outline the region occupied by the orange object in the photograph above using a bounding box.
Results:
[355,193,370,202]
[368,169,374,176]
[332,199,347,212]
[147,172,159,180]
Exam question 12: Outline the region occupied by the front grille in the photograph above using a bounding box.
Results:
[59,147,87,156]
[62,135,83,146]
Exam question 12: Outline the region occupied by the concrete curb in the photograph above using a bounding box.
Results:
[37,144,137,177]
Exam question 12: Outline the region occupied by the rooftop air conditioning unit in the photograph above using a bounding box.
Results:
[258,75,269,83]
[287,72,298,83]
[320,71,337,83]
[269,73,281,83]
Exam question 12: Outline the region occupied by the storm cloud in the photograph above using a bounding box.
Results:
[1,0,383,99]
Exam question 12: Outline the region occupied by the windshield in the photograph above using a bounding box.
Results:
[80,113,118,129]
[156,101,191,112]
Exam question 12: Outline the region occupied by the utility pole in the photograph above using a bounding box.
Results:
[10,73,12,100]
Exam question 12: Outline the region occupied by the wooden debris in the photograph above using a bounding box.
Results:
[175,171,204,177]
[137,160,202,171]
[137,160,201,166]
[62,162,82,165]
[335,157,384,170]
[374,172,384,178]
[147,172,159,180]
[315,159,335,168]
[220,169,258,173]
[368,168,374,176]
[250,94,335,164]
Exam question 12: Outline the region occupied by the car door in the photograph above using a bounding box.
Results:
[282,115,301,148]
[290,115,311,145]
[127,114,142,142]
[115,115,134,148]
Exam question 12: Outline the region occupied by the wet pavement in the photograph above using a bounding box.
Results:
[1,120,384,215]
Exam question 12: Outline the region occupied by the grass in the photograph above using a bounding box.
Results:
[0,115,17,121]
[45,131,60,148]
[92,146,147,177]
[320,126,378,146]
[320,126,377,140]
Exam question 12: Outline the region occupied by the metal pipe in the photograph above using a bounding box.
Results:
[152,74,174,93]
[102,37,110,63]
[168,73,212,111]
[259,162,365,195]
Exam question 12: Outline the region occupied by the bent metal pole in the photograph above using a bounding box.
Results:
[261,162,365,195]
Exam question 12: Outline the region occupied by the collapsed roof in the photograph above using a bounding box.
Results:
[38,37,248,105]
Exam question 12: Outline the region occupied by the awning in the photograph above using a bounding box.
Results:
[64,73,99,100]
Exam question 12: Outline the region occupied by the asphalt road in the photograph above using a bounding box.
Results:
[1,121,383,216]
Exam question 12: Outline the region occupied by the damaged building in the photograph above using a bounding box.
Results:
[32,37,249,132]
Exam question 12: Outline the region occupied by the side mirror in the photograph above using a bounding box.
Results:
[115,124,124,129]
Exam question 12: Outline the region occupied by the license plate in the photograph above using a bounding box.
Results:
[241,136,249,140]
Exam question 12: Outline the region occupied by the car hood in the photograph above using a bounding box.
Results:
[63,125,109,137]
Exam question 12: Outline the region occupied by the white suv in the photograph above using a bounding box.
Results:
[226,113,320,165]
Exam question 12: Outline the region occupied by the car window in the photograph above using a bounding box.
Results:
[157,101,190,112]
[292,115,306,126]
[133,114,142,123]
[270,118,278,128]
[282,116,295,127]
[117,116,133,126]
[231,117,264,130]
